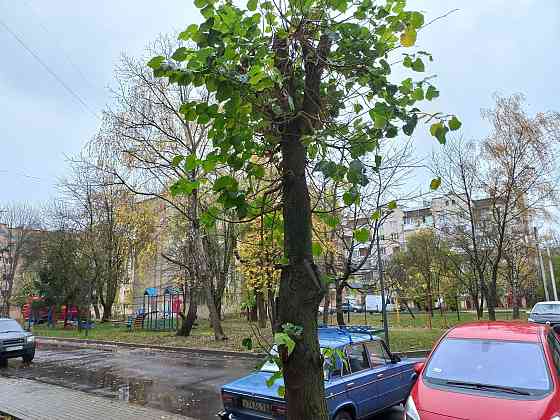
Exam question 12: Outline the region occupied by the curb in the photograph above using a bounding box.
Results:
[36,336,265,359]
[37,336,429,360]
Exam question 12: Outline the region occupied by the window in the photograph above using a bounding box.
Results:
[424,338,551,395]
[452,199,456,205]
[547,333,560,376]
[365,341,391,368]
[346,344,370,374]
[391,233,399,240]
[359,248,368,257]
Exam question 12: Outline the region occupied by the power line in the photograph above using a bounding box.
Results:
[20,0,96,91]
[0,17,99,119]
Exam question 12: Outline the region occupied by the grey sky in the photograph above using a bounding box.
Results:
[0,0,558,204]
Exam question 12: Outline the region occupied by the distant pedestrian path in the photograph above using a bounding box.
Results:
[0,377,193,420]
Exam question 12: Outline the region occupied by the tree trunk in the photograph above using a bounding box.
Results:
[487,284,497,321]
[335,283,345,326]
[277,118,328,419]
[102,302,112,322]
[93,304,101,320]
[322,291,330,325]
[177,288,197,337]
[267,289,276,328]
[256,291,267,328]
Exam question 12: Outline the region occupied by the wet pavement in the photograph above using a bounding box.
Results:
[0,345,403,420]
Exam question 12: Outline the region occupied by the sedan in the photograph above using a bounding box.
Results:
[405,321,560,420]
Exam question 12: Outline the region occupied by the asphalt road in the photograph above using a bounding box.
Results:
[0,346,403,420]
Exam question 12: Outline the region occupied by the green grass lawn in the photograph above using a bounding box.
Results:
[32,310,528,354]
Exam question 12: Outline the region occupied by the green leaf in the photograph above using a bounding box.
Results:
[277,385,285,398]
[171,47,188,61]
[170,178,200,196]
[266,371,283,388]
[178,24,198,41]
[147,56,165,69]
[430,177,442,190]
[411,58,425,72]
[274,332,295,355]
[194,0,207,8]
[449,116,462,131]
[400,27,417,47]
[353,228,370,243]
[185,154,198,171]
[241,337,253,350]
[409,11,425,28]
[213,175,238,191]
[171,155,184,168]
[247,0,258,11]
[387,200,397,210]
[426,86,439,101]
[343,190,360,206]
[430,123,449,144]
[412,87,424,101]
[371,210,381,221]
[312,242,323,257]
[403,115,418,136]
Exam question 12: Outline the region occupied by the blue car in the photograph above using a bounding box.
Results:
[218,326,420,420]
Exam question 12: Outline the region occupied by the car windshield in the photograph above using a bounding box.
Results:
[532,303,560,314]
[425,338,551,395]
[261,346,331,379]
[0,319,23,333]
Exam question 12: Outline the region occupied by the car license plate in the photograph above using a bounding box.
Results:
[6,346,22,352]
[241,399,271,413]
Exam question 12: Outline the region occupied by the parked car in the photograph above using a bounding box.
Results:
[218,326,421,420]
[365,295,396,313]
[528,301,560,325]
[0,318,35,366]
[351,302,364,313]
[406,321,560,420]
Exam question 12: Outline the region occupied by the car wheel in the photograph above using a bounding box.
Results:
[334,410,354,420]
[22,352,35,363]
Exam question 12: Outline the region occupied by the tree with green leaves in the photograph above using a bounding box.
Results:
[150,0,459,416]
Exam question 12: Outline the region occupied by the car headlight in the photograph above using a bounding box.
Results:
[404,396,420,420]
[26,336,35,344]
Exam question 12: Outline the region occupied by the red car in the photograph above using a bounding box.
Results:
[405,322,560,420]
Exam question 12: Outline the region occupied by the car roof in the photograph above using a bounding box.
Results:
[533,301,560,305]
[318,326,381,348]
[0,318,14,321]
[447,321,548,342]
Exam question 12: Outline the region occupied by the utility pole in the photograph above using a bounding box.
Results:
[546,246,558,301]
[534,227,550,301]
[375,223,389,352]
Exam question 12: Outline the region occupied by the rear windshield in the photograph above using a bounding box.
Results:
[425,338,551,395]
[0,319,23,333]
[532,303,560,314]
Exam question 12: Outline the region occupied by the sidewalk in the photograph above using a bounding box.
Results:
[0,377,195,420]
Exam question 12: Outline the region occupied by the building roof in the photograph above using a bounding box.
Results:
[317,326,383,348]
[446,321,547,343]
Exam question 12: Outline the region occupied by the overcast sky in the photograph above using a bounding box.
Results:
[0,0,559,205]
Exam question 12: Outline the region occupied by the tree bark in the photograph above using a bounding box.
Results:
[177,287,197,337]
[322,291,330,325]
[256,291,267,328]
[335,282,345,326]
[277,122,328,419]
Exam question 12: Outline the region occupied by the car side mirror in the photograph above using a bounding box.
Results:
[413,362,425,375]
[391,355,401,364]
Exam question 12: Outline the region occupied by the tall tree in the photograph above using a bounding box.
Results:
[480,94,559,319]
[151,0,458,416]
[0,202,42,317]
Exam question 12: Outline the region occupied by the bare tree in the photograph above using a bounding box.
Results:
[0,202,42,316]
[88,37,232,339]
[480,94,560,319]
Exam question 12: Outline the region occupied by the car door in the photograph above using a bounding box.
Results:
[344,343,378,418]
[365,340,404,411]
